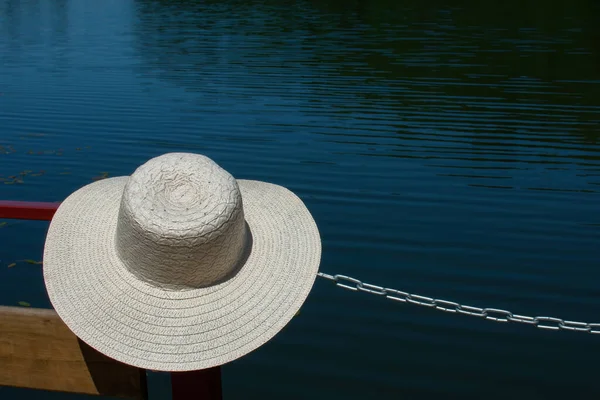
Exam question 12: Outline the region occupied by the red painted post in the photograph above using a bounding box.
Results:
[0,200,60,221]
[171,367,223,400]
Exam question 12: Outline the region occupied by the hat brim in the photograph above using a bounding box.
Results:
[43,177,321,371]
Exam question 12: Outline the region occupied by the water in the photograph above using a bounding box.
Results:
[1,0,600,398]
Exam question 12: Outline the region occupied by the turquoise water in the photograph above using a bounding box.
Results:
[1,0,600,398]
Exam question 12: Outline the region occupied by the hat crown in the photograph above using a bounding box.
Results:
[115,153,248,289]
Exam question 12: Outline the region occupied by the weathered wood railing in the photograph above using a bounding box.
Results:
[0,200,223,399]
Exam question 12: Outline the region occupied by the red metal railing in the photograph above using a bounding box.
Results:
[0,200,222,400]
[0,200,59,221]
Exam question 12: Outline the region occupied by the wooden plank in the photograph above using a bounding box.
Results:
[171,367,222,400]
[0,306,147,399]
[0,201,60,221]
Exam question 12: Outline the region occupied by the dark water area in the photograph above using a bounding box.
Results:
[1,0,600,398]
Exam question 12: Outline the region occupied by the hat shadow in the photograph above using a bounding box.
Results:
[77,338,148,399]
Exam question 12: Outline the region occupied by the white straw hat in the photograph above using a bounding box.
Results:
[42,152,321,371]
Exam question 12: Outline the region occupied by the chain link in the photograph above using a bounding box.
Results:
[317,272,599,334]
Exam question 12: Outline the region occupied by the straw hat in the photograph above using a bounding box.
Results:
[42,153,321,371]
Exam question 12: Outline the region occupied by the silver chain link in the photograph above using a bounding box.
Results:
[317,272,600,334]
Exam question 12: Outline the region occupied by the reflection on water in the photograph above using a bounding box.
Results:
[1,0,600,399]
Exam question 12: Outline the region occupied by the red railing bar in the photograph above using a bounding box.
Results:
[0,200,60,221]
[1,199,224,399]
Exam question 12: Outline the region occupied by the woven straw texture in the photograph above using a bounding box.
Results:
[43,153,321,371]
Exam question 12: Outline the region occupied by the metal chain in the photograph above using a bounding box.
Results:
[317,272,600,334]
